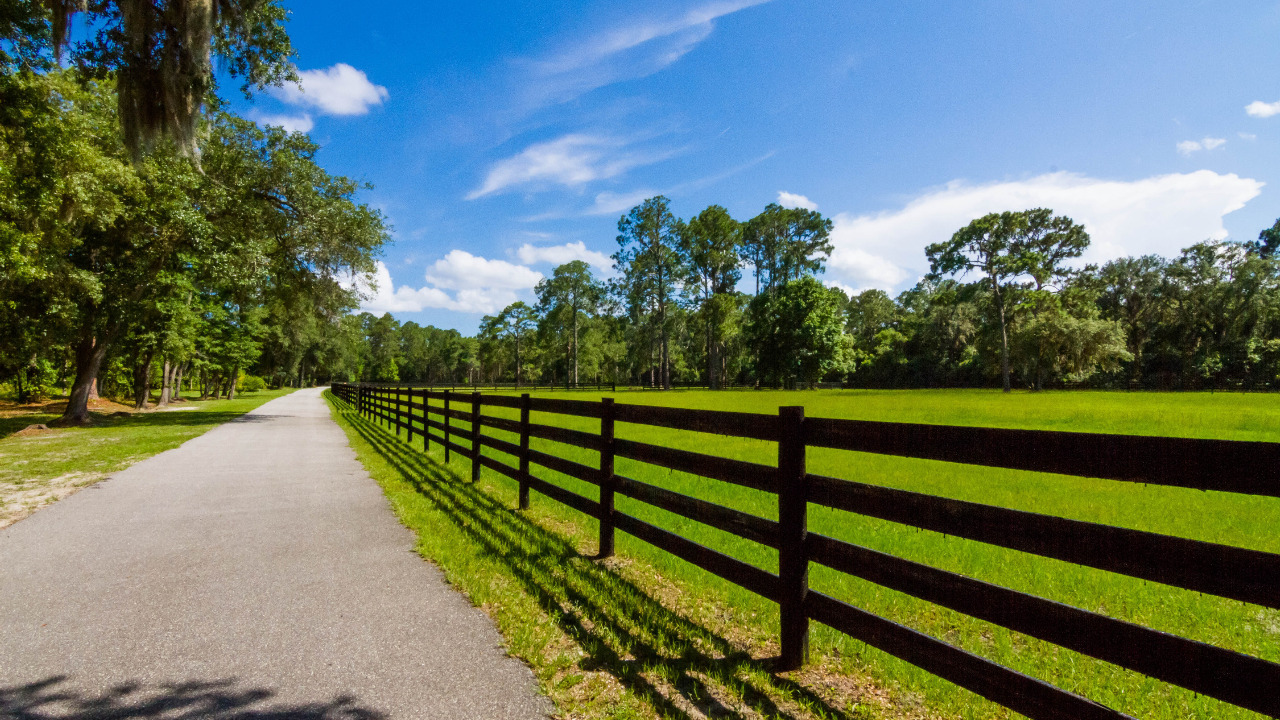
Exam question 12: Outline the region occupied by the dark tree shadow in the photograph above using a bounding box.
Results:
[0,675,386,719]
[0,410,278,441]
[335,398,872,720]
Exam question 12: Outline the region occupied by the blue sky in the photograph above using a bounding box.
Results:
[228,1,1280,332]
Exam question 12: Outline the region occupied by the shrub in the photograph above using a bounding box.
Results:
[238,374,267,393]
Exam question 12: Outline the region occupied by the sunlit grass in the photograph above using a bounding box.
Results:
[339,387,1280,720]
[0,389,295,527]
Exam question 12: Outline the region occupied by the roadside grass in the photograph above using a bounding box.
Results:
[335,388,1280,720]
[326,391,896,720]
[0,388,294,528]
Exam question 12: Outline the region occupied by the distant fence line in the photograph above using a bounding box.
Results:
[330,381,1280,720]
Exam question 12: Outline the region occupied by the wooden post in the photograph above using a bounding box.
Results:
[777,405,809,671]
[471,391,482,482]
[518,394,531,509]
[422,390,430,454]
[597,397,617,558]
[444,391,451,463]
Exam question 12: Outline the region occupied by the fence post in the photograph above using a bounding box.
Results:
[427,389,437,450]
[471,391,482,482]
[777,405,809,671]
[597,397,617,558]
[444,391,451,463]
[518,394,531,509]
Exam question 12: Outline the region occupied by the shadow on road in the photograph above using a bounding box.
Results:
[0,676,385,719]
[339,401,870,720]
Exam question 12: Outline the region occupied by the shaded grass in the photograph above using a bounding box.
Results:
[327,392,894,720]
[0,389,295,528]
[344,388,1280,720]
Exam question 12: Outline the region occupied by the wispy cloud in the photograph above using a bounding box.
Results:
[824,171,1263,294]
[516,0,771,110]
[586,189,660,216]
[468,133,679,199]
[1176,137,1226,156]
[272,63,389,116]
[1245,100,1280,118]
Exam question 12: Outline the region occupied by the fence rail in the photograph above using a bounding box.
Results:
[329,382,1280,719]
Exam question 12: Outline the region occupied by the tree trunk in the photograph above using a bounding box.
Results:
[707,304,719,390]
[572,312,579,386]
[993,284,1011,393]
[58,332,112,425]
[87,376,100,401]
[133,352,154,410]
[228,367,238,400]
[158,358,173,406]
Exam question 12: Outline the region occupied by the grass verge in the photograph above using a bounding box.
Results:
[325,390,905,720]
[0,388,295,528]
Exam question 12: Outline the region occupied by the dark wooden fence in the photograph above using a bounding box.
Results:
[329,382,1280,719]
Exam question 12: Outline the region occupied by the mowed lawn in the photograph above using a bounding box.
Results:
[345,389,1280,720]
[0,388,295,528]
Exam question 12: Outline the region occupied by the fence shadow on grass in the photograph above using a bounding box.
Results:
[0,675,385,719]
[339,403,870,720]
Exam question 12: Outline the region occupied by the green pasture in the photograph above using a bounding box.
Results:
[339,388,1280,720]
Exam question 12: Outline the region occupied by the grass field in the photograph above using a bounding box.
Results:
[0,388,295,528]
[329,388,1280,720]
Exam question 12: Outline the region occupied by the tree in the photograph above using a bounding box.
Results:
[927,209,1089,392]
[43,0,295,159]
[363,312,400,381]
[740,203,833,294]
[481,301,538,386]
[40,103,386,423]
[613,196,684,390]
[535,262,602,386]
[678,205,741,388]
[1011,283,1130,389]
[1253,218,1280,259]
[1091,255,1170,385]
[746,277,847,388]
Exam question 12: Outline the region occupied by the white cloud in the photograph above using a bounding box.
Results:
[521,0,771,109]
[249,112,314,133]
[1246,100,1280,118]
[1177,137,1226,156]
[777,191,817,211]
[273,63,389,116]
[824,171,1263,294]
[354,254,544,315]
[1182,137,1227,154]
[1239,132,1258,141]
[516,241,613,272]
[468,134,675,199]
[1175,140,1202,156]
[425,250,544,291]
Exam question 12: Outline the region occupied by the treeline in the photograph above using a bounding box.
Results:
[337,198,1280,392]
[0,3,388,420]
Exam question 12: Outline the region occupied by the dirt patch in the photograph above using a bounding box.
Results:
[12,424,52,437]
[0,396,137,419]
[0,471,107,529]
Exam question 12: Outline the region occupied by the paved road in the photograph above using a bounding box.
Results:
[0,388,552,719]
